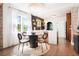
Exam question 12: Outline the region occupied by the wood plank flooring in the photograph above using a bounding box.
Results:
[0,41,79,56]
[43,41,79,56]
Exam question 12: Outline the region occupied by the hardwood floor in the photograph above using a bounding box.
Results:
[43,41,79,56]
[0,41,79,56]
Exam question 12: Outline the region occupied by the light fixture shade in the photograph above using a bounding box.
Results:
[30,3,45,8]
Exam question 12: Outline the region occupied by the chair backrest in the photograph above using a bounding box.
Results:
[22,32,27,36]
[18,33,22,43]
[42,32,48,39]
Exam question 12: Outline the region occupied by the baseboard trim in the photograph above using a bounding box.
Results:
[0,44,18,50]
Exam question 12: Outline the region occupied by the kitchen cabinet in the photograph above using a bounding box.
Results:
[73,33,79,54]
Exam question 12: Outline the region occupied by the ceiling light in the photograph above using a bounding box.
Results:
[29,3,45,9]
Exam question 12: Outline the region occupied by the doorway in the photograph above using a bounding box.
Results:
[66,13,71,42]
[47,22,53,30]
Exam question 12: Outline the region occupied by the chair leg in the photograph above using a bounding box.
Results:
[18,44,20,50]
[41,43,43,52]
[45,43,48,49]
[18,43,21,56]
[22,43,24,54]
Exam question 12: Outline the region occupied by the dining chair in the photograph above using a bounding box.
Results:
[17,33,29,53]
[22,32,27,37]
[42,32,48,49]
[38,32,48,52]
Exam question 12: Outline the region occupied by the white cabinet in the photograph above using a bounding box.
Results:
[48,30,57,44]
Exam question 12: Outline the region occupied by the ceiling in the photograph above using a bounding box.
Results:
[11,3,79,19]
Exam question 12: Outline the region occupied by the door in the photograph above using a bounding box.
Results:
[66,13,71,42]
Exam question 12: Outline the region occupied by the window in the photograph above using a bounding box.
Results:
[22,16,28,32]
[17,16,21,32]
[17,16,28,32]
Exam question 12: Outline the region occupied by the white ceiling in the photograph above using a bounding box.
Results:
[11,3,79,19]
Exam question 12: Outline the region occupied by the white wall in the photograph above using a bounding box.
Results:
[45,16,66,44]
[71,7,79,45]
[3,4,13,48]
[3,4,32,48]
[44,7,79,45]
[57,16,66,38]
[71,7,78,32]
[46,18,57,44]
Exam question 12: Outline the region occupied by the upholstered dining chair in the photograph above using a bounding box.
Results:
[22,32,27,38]
[38,32,48,52]
[42,32,48,48]
[17,33,29,53]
